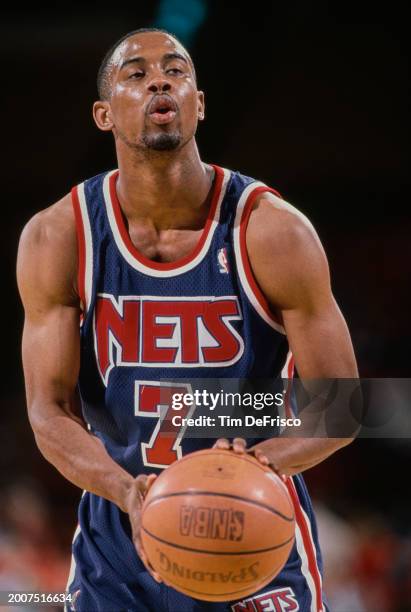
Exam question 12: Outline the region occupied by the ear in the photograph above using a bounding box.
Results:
[93,100,114,131]
[197,90,205,121]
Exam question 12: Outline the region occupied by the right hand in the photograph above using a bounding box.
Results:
[122,474,162,583]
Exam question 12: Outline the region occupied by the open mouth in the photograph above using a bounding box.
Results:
[148,95,178,125]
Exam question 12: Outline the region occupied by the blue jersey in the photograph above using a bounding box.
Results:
[67,165,327,612]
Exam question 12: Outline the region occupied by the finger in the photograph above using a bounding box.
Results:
[271,469,287,483]
[254,448,270,465]
[151,570,163,584]
[213,438,230,449]
[126,481,145,513]
[232,438,247,454]
[135,474,149,496]
[138,544,162,583]
[268,461,282,477]
[137,544,162,583]
[134,529,162,583]
[145,473,157,495]
[135,474,157,498]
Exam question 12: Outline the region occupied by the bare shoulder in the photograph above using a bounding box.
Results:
[17,193,79,307]
[246,191,331,310]
[19,193,76,250]
[247,192,325,257]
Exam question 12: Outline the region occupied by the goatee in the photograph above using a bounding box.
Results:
[142,132,181,151]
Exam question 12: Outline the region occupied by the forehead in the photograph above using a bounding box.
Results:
[112,32,191,67]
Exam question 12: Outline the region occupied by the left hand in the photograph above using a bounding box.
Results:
[124,473,162,583]
[213,437,270,467]
[213,438,285,481]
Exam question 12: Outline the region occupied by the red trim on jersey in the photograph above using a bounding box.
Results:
[108,165,224,271]
[283,359,323,607]
[286,478,323,612]
[239,186,283,326]
[71,185,86,311]
[288,354,295,378]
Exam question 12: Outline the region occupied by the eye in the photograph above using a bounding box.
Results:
[166,67,183,75]
[129,71,145,79]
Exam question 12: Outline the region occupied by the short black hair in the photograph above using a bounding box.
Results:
[97,27,196,100]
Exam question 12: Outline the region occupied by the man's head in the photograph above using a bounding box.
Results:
[93,28,204,153]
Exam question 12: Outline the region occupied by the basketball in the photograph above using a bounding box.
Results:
[141,449,295,602]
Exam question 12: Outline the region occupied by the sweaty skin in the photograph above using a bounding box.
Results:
[17,31,358,582]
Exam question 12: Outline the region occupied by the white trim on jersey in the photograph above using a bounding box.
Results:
[281,350,294,379]
[289,478,325,612]
[281,350,297,421]
[233,182,286,334]
[77,182,94,312]
[64,521,82,611]
[300,503,324,612]
[294,521,319,612]
[102,167,231,277]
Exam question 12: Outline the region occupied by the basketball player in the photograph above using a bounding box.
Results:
[17,28,358,612]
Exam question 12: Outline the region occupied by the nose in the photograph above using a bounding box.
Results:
[147,78,172,94]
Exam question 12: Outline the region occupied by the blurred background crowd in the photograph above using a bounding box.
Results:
[1,2,410,610]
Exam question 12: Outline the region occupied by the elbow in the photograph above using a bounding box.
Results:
[27,398,85,455]
[28,402,46,437]
[27,400,64,458]
[28,407,52,455]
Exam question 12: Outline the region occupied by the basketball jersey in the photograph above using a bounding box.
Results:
[67,165,326,612]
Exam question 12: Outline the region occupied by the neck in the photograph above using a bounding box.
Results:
[115,138,213,229]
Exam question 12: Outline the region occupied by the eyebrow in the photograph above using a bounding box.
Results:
[163,52,189,65]
[119,52,189,71]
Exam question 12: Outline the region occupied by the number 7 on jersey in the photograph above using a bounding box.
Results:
[135,381,195,469]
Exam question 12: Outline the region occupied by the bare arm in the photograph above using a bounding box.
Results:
[245,193,358,475]
[17,196,144,512]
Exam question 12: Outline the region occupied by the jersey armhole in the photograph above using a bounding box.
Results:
[233,184,286,334]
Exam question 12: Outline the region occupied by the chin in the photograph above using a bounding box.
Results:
[142,132,181,151]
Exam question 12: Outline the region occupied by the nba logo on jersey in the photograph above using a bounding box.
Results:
[217,247,229,273]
